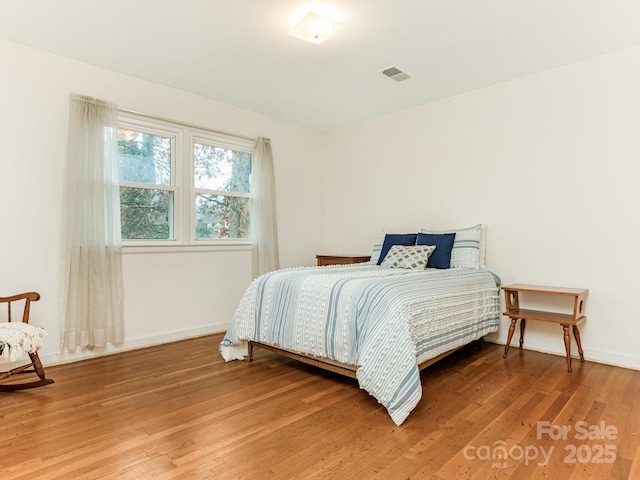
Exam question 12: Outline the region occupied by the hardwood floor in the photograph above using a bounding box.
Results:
[0,333,638,479]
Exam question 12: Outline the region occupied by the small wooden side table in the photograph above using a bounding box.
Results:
[502,284,588,372]
[316,254,371,266]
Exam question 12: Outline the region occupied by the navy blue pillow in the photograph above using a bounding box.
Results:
[416,232,456,269]
[377,233,417,265]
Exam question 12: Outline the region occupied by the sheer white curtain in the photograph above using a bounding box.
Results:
[250,137,279,278]
[60,94,124,349]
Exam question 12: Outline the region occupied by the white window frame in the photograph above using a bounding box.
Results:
[118,111,253,248]
[190,130,253,246]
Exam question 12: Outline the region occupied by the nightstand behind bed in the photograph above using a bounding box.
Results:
[316,254,371,266]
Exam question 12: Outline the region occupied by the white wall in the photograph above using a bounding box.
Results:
[323,46,640,370]
[0,38,325,366]
[3,35,638,372]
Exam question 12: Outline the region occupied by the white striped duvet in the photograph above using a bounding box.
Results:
[220,263,500,426]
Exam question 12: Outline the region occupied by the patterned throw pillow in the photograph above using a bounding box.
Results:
[380,245,436,270]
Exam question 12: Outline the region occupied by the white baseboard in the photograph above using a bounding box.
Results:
[6,323,638,372]
[485,332,640,371]
[38,321,229,367]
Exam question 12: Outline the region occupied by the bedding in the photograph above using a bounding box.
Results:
[377,233,418,264]
[380,245,435,269]
[371,224,487,269]
[421,224,486,269]
[220,263,500,426]
[416,232,456,269]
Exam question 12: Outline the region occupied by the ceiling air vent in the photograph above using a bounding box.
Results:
[380,65,411,82]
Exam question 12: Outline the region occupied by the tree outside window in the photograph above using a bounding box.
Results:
[116,113,252,244]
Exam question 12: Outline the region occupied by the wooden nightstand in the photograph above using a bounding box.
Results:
[502,284,588,372]
[316,254,371,266]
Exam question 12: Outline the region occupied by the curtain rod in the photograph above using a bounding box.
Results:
[118,107,256,142]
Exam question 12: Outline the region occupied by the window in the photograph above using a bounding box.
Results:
[193,135,251,240]
[118,125,177,240]
[117,112,253,245]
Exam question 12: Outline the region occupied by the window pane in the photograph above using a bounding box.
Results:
[120,187,172,239]
[194,143,250,193]
[118,129,171,185]
[195,194,249,239]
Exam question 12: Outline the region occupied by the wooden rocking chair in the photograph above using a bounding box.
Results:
[0,292,54,391]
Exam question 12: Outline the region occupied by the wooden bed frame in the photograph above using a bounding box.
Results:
[248,338,483,379]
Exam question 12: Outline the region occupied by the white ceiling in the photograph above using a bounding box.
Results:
[2,1,640,131]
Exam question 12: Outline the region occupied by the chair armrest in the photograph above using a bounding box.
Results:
[0,292,40,303]
[0,292,40,324]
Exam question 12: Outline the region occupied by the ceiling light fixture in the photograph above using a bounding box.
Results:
[289,11,343,44]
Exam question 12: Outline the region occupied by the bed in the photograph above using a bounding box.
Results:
[220,225,500,425]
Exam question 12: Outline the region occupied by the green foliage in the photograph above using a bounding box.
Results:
[194,149,251,239]
[119,187,171,239]
[118,129,251,240]
[118,131,172,239]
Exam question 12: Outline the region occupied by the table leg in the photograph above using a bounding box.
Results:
[503,317,518,358]
[563,325,572,372]
[572,325,585,362]
[519,318,526,349]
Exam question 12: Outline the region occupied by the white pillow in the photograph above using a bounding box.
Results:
[380,245,435,270]
[420,224,486,269]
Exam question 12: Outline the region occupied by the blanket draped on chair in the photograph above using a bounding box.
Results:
[0,323,48,362]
